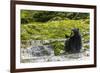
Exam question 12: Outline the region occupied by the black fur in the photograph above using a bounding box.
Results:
[64,28,82,53]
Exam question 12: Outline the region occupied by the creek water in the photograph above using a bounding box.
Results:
[21,39,90,63]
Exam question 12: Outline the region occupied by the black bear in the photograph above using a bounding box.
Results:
[64,28,82,53]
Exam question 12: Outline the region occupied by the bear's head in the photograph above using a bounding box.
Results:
[71,28,80,35]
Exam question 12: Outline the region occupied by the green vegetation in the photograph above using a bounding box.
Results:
[51,41,64,56]
[21,10,89,23]
[21,10,90,55]
[21,19,89,41]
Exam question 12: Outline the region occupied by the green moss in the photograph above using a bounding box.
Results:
[84,45,89,49]
[21,19,90,48]
[51,41,64,56]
